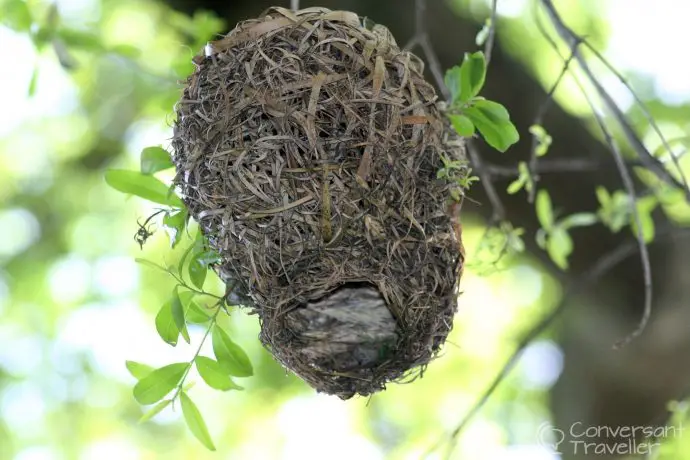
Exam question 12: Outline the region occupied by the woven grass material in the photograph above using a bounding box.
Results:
[172,6,467,399]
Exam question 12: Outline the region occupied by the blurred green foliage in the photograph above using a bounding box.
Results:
[1,0,689,458]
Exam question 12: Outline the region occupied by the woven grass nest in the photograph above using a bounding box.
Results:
[172,7,467,399]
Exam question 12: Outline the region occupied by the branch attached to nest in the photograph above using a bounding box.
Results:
[405,0,450,100]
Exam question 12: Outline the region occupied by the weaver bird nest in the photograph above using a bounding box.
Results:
[172,7,467,399]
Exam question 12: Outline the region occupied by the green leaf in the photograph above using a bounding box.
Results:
[519,162,534,194]
[178,290,211,323]
[610,192,632,232]
[132,363,187,405]
[188,301,212,323]
[189,9,226,48]
[177,242,197,276]
[529,124,553,157]
[171,289,190,344]
[536,189,555,231]
[448,114,475,137]
[195,356,244,391]
[3,0,32,31]
[507,161,532,195]
[444,66,463,104]
[597,189,630,233]
[141,147,174,175]
[631,211,655,243]
[657,186,684,207]
[506,226,525,253]
[178,288,195,304]
[546,227,573,270]
[200,250,221,265]
[535,228,547,250]
[652,136,690,159]
[459,51,487,102]
[139,399,172,423]
[173,57,195,80]
[180,392,216,451]
[28,65,38,97]
[458,174,479,189]
[163,209,188,248]
[56,28,105,52]
[171,9,225,43]
[155,301,179,346]
[464,100,519,152]
[507,177,525,195]
[475,18,492,46]
[469,99,511,122]
[105,169,183,207]
[560,212,598,230]
[637,195,659,216]
[111,44,141,58]
[595,186,611,208]
[126,361,154,380]
[182,381,197,392]
[188,252,208,290]
[31,24,55,49]
[631,196,658,243]
[212,326,253,377]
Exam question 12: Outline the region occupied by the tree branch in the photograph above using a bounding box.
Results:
[428,226,690,459]
[537,0,653,349]
[467,139,506,222]
[538,0,689,199]
[406,0,451,100]
[486,158,646,177]
[483,0,499,66]
[526,32,581,202]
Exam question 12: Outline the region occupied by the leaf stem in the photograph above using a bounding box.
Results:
[175,282,223,301]
[170,301,223,404]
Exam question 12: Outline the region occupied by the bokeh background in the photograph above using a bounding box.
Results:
[1,0,690,459]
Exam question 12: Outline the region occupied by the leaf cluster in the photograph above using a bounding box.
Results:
[444,51,520,153]
[128,258,252,450]
[106,147,252,451]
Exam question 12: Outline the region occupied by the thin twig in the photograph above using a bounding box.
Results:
[406,0,451,100]
[539,0,688,198]
[538,0,653,348]
[526,27,581,202]
[486,158,644,177]
[171,303,224,403]
[407,0,502,223]
[429,227,690,459]
[588,102,653,349]
[414,0,425,38]
[582,40,690,196]
[483,0,499,66]
[403,0,426,52]
[420,37,450,100]
[467,139,505,222]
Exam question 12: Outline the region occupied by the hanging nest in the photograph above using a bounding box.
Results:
[172,7,468,399]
